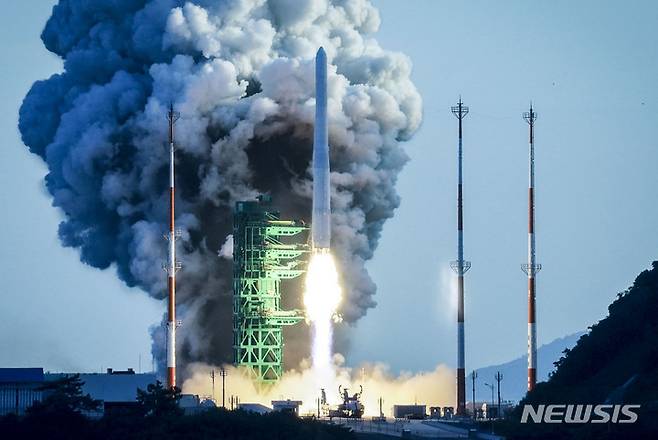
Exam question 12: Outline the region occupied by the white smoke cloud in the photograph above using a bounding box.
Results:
[19,0,422,376]
[218,234,233,259]
[183,357,454,417]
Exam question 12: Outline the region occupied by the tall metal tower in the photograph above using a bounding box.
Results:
[451,98,471,416]
[522,104,541,392]
[165,103,181,389]
[233,196,308,384]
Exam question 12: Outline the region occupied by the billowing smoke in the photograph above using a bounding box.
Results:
[184,357,454,417]
[19,0,422,375]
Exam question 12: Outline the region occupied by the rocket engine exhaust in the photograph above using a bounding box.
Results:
[304,48,341,386]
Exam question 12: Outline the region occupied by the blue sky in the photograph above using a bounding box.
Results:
[1,0,657,375]
[0,1,161,372]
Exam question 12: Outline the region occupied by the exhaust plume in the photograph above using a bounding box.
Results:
[19,0,422,375]
[184,359,454,417]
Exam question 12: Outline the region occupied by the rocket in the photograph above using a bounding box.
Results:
[312,47,330,251]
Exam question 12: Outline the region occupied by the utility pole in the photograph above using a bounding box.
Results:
[495,372,503,419]
[210,369,216,401]
[522,103,541,392]
[471,370,478,419]
[220,367,227,409]
[451,97,471,416]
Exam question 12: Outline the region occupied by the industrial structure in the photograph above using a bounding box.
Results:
[0,368,157,417]
[164,104,181,389]
[232,196,308,384]
[393,404,426,420]
[328,385,364,418]
[0,368,44,416]
[450,98,471,416]
[521,104,541,392]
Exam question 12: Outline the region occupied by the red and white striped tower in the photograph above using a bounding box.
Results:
[522,104,541,392]
[165,104,181,389]
[451,98,471,416]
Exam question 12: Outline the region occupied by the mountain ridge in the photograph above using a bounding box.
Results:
[473,332,584,403]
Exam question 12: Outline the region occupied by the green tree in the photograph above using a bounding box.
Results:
[28,374,101,416]
[136,380,183,418]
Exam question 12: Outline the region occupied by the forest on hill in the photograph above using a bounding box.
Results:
[501,261,658,439]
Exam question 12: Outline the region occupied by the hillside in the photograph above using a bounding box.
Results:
[527,261,658,404]
[474,332,583,403]
[505,261,658,439]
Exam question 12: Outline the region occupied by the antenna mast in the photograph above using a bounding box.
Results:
[522,104,541,392]
[165,103,181,389]
[451,97,471,416]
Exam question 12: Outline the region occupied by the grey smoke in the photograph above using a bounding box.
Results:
[19,0,422,376]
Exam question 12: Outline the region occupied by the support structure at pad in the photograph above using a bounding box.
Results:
[233,196,308,384]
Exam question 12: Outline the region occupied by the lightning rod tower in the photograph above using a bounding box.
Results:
[522,104,541,392]
[451,97,471,416]
[165,103,181,389]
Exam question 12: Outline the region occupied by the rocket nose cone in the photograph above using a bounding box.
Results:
[316,47,326,59]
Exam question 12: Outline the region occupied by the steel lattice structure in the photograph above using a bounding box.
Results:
[233,196,308,384]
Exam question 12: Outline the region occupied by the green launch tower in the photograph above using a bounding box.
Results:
[232,196,308,383]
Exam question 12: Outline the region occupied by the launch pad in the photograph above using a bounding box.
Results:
[232,196,309,384]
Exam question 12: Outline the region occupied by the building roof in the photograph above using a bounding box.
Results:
[271,400,303,411]
[0,368,44,383]
[239,403,272,414]
[45,372,157,402]
[179,394,201,408]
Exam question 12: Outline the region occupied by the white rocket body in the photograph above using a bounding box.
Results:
[312,47,330,251]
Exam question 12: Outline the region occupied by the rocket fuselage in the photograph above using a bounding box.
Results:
[312,47,330,251]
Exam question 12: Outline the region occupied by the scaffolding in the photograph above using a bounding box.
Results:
[232,196,308,384]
